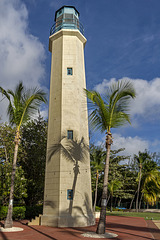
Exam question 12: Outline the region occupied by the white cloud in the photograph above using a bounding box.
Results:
[40,109,48,120]
[96,133,149,158]
[94,77,160,122]
[0,0,46,122]
[112,133,149,157]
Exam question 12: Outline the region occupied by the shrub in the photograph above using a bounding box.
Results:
[13,206,26,219]
[0,205,43,220]
[0,206,26,220]
[95,206,101,212]
[25,205,43,219]
[0,206,8,220]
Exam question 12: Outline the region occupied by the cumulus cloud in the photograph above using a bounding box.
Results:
[112,133,149,157]
[94,77,160,122]
[96,133,149,158]
[0,0,46,122]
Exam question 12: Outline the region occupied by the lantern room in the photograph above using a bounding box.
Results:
[50,6,84,35]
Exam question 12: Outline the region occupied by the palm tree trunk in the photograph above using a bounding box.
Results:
[114,197,117,208]
[136,166,142,212]
[93,170,99,212]
[110,194,113,212]
[118,197,121,207]
[106,193,110,206]
[4,130,19,228]
[129,191,137,209]
[139,192,143,210]
[96,132,112,234]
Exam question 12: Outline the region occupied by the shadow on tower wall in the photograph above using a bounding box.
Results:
[46,135,94,223]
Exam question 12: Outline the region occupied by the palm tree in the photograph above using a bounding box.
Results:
[0,82,47,228]
[90,146,105,212]
[85,80,136,234]
[141,160,160,206]
[108,179,122,212]
[134,151,151,212]
[143,169,160,205]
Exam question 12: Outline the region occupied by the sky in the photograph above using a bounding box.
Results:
[0,0,160,158]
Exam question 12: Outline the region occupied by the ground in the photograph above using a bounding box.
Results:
[0,216,160,240]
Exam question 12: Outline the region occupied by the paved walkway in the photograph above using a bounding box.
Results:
[0,216,159,240]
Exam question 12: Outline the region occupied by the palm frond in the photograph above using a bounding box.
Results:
[85,89,110,132]
[85,79,136,133]
[0,82,47,128]
[0,86,15,125]
[0,87,11,101]
[18,87,47,128]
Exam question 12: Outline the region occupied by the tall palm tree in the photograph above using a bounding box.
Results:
[85,80,136,234]
[0,82,47,228]
[90,146,105,212]
[134,151,151,212]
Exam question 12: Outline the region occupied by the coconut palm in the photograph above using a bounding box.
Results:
[143,169,160,205]
[85,80,136,234]
[0,82,47,228]
[134,151,151,212]
[141,160,160,206]
[90,146,105,212]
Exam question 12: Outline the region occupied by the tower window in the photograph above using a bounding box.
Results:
[67,68,73,75]
[67,130,73,139]
[67,189,73,200]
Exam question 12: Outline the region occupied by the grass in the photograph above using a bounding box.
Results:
[106,211,160,220]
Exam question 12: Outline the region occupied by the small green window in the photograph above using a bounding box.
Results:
[67,68,73,75]
[67,130,73,139]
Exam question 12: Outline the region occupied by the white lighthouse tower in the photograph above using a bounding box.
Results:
[41,6,95,227]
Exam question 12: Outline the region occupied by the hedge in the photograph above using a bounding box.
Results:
[0,205,43,220]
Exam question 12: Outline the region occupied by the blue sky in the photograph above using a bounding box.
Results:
[0,0,160,157]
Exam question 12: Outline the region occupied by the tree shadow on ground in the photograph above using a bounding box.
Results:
[19,221,57,240]
[106,221,158,233]
[58,217,154,240]
[0,222,9,240]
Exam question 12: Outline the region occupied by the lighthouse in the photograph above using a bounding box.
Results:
[41,6,95,227]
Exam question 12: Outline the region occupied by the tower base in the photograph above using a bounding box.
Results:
[41,213,95,227]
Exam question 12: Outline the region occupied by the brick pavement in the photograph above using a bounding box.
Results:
[0,216,159,240]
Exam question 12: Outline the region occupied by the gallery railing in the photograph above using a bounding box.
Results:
[50,18,84,35]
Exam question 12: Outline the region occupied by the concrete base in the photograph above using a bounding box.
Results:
[0,227,23,232]
[28,215,42,226]
[41,214,95,227]
[82,231,118,238]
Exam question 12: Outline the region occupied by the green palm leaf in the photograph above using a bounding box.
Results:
[85,79,136,132]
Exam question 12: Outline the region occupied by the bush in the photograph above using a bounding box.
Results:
[0,206,26,220]
[0,205,43,220]
[95,206,101,212]
[13,206,26,219]
[95,206,110,212]
[0,206,8,220]
[25,205,43,219]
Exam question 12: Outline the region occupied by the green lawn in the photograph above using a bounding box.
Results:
[106,211,160,220]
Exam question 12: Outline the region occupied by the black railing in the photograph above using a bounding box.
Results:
[50,18,84,35]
